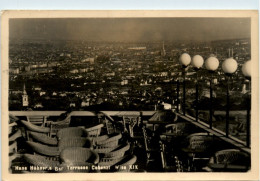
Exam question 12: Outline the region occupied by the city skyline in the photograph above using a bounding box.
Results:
[10,18,250,42]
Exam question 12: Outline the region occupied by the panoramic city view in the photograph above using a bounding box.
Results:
[8,17,252,173]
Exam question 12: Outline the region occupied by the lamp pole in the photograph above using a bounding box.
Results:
[195,70,199,121]
[242,60,251,147]
[182,66,186,115]
[225,75,230,137]
[179,53,191,116]
[176,79,180,113]
[205,56,219,128]
[209,74,213,128]
[222,58,238,137]
[191,55,204,122]
[246,79,251,147]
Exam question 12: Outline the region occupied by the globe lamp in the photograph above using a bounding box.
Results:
[191,55,204,69]
[205,57,219,71]
[242,60,251,78]
[179,53,191,67]
[222,58,238,74]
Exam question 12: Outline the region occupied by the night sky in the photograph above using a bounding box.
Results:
[9,18,250,42]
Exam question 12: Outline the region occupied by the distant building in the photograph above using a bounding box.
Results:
[22,84,29,107]
[70,69,79,74]
[161,41,166,57]
[39,63,47,68]
[79,68,88,73]
[213,78,218,84]
[81,101,89,107]
[60,93,67,97]
[31,64,38,68]
[241,83,248,94]
[81,58,95,64]
[25,66,30,72]
[105,72,115,77]
[70,103,76,107]
[121,80,128,85]
[162,102,171,110]
[34,103,43,109]
[9,68,19,74]
[160,72,168,77]
[200,89,216,99]
[47,62,58,67]
[40,91,46,96]
[33,87,42,91]
[128,47,146,50]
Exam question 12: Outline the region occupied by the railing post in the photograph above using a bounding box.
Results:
[195,71,199,122]
[176,80,180,113]
[209,77,213,129]
[139,111,143,126]
[225,76,230,137]
[182,67,186,116]
[246,80,251,147]
[246,94,250,147]
[205,56,219,129]
[179,53,191,116]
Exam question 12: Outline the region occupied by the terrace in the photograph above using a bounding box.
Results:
[9,107,251,173]
[8,55,252,173]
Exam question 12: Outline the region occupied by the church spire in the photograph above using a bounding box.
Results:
[161,41,166,57]
[23,84,27,95]
[22,83,29,107]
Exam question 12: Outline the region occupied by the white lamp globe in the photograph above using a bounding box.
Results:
[222,58,238,74]
[179,53,191,66]
[242,60,251,77]
[191,55,204,69]
[205,57,219,71]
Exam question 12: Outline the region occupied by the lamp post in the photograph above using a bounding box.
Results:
[205,56,219,128]
[222,58,238,137]
[191,55,204,121]
[179,53,191,116]
[176,79,180,113]
[242,60,251,147]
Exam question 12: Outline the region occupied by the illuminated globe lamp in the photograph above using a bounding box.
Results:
[191,55,204,70]
[205,56,219,72]
[179,53,191,116]
[205,56,219,128]
[242,60,251,80]
[222,58,238,75]
[179,53,191,67]
[241,60,251,91]
[191,55,204,121]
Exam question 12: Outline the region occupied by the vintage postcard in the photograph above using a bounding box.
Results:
[1,10,259,180]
